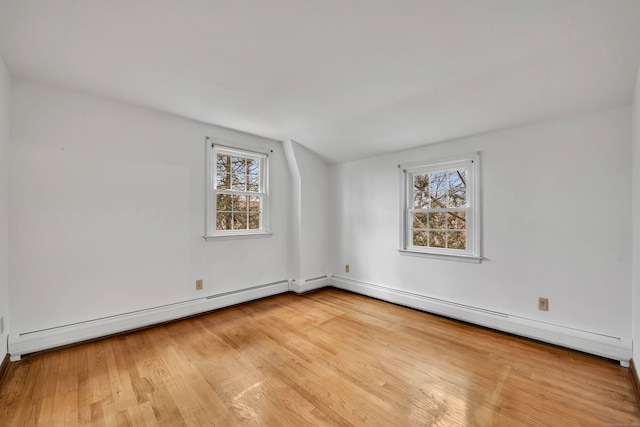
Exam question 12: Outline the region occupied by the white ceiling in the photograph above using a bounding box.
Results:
[1,0,640,163]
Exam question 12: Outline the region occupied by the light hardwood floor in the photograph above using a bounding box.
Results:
[1,288,639,426]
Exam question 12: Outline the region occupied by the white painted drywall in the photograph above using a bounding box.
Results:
[282,140,302,281]
[8,79,292,336]
[632,66,640,366]
[283,140,330,283]
[0,56,10,357]
[331,108,632,340]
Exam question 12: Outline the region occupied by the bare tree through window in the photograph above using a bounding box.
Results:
[214,151,264,231]
[411,168,467,250]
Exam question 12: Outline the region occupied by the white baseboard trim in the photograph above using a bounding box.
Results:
[290,275,331,294]
[330,276,632,363]
[8,280,290,361]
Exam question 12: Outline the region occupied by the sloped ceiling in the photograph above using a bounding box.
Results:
[1,0,640,163]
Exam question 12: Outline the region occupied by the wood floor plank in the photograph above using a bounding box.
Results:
[1,288,639,426]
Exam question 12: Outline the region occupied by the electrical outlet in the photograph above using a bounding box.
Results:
[0,316,4,335]
[196,280,203,290]
[345,264,350,273]
[538,297,549,311]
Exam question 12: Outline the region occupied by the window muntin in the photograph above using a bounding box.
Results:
[206,142,269,238]
[400,153,481,262]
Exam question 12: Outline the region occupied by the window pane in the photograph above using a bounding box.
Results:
[448,169,467,207]
[247,158,260,174]
[429,172,447,193]
[232,156,246,191]
[216,154,231,190]
[232,177,245,191]
[233,195,248,211]
[448,169,466,188]
[216,194,232,211]
[248,196,261,212]
[449,187,466,207]
[447,212,466,230]
[429,191,447,208]
[216,154,230,173]
[413,212,428,229]
[428,212,446,229]
[429,231,446,248]
[413,174,429,192]
[414,191,429,208]
[248,213,261,229]
[247,174,260,192]
[448,231,466,250]
[233,212,248,230]
[216,172,230,190]
[216,212,232,230]
[429,172,447,208]
[413,230,427,246]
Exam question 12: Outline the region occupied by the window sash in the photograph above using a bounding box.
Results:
[408,207,469,249]
[214,151,264,193]
[213,190,265,231]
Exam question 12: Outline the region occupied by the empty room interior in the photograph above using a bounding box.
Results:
[1,0,640,425]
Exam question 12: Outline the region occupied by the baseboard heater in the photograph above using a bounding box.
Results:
[289,275,331,294]
[330,275,632,364]
[8,275,633,364]
[8,280,290,361]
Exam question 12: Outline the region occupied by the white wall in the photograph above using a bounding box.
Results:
[9,79,292,336]
[332,108,632,340]
[0,56,10,357]
[632,66,640,366]
[283,140,330,286]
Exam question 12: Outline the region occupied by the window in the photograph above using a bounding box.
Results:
[399,152,481,262]
[205,140,270,239]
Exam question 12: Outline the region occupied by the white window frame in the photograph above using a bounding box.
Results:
[204,138,271,240]
[399,151,482,263]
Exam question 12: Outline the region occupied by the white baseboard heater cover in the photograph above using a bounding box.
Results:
[8,275,632,364]
[289,275,331,294]
[330,276,632,364]
[9,280,290,361]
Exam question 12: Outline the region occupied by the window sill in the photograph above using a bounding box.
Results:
[398,249,482,264]
[204,232,273,242]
